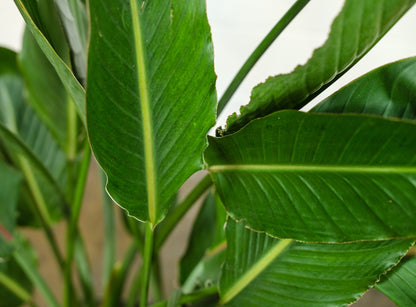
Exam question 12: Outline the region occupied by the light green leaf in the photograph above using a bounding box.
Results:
[220,219,413,306]
[224,0,415,134]
[312,57,416,119]
[206,110,416,242]
[14,0,86,124]
[87,0,217,225]
[376,256,416,306]
[180,192,226,291]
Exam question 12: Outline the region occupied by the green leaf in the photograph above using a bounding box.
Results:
[312,57,416,119]
[220,219,413,306]
[224,0,416,134]
[54,0,88,84]
[0,160,21,259]
[86,0,217,225]
[14,0,86,124]
[376,256,416,306]
[0,48,68,224]
[19,29,69,150]
[206,110,416,243]
[180,192,226,291]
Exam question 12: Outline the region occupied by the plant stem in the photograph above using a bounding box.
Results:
[149,286,218,307]
[64,144,91,307]
[0,271,39,307]
[101,243,138,307]
[100,168,116,291]
[14,245,60,307]
[141,221,155,307]
[216,0,311,116]
[155,174,212,250]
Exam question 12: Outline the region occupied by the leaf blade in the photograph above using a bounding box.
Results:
[206,110,416,242]
[87,0,217,224]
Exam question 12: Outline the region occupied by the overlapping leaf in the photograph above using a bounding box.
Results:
[87,0,217,224]
[14,0,85,123]
[376,256,416,305]
[206,110,416,243]
[312,57,416,119]
[224,0,415,134]
[219,219,413,306]
[180,192,226,292]
[0,48,68,223]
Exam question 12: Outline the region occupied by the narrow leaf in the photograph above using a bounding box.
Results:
[312,57,416,120]
[220,219,413,306]
[206,110,416,242]
[87,0,217,224]
[224,0,415,134]
[14,0,86,123]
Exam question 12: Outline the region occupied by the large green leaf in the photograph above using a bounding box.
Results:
[224,0,415,134]
[219,219,413,306]
[376,256,416,306]
[206,110,416,242]
[87,0,217,224]
[14,0,86,123]
[312,57,416,119]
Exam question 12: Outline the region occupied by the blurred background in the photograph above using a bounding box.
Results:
[1,0,416,306]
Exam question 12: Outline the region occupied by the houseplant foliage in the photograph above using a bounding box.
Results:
[0,0,416,306]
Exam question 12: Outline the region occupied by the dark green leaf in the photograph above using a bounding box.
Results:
[14,0,86,123]
[0,48,68,223]
[87,0,217,225]
[0,160,21,259]
[376,256,416,306]
[19,29,69,150]
[55,0,88,84]
[312,57,416,120]
[224,0,416,134]
[220,219,413,306]
[206,110,416,242]
[180,192,226,287]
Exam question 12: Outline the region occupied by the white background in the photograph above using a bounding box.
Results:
[1,1,416,129]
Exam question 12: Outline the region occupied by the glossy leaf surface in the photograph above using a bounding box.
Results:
[312,57,416,119]
[206,110,416,242]
[225,0,415,134]
[376,256,416,306]
[220,219,413,306]
[87,0,217,224]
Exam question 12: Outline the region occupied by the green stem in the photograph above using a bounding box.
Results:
[74,236,95,306]
[0,271,39,307]
[216,0,311,115]
[100,168,116,291]
[101,243,138,307]
[64,145,91,307]
[155,174,212,250]
[149,286,218,307]
[14,246,60,307]
[141,222,154,307]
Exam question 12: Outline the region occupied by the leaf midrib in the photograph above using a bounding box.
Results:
[220,239,293,304]
[130,0,157,224]
[209,164,416,174]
